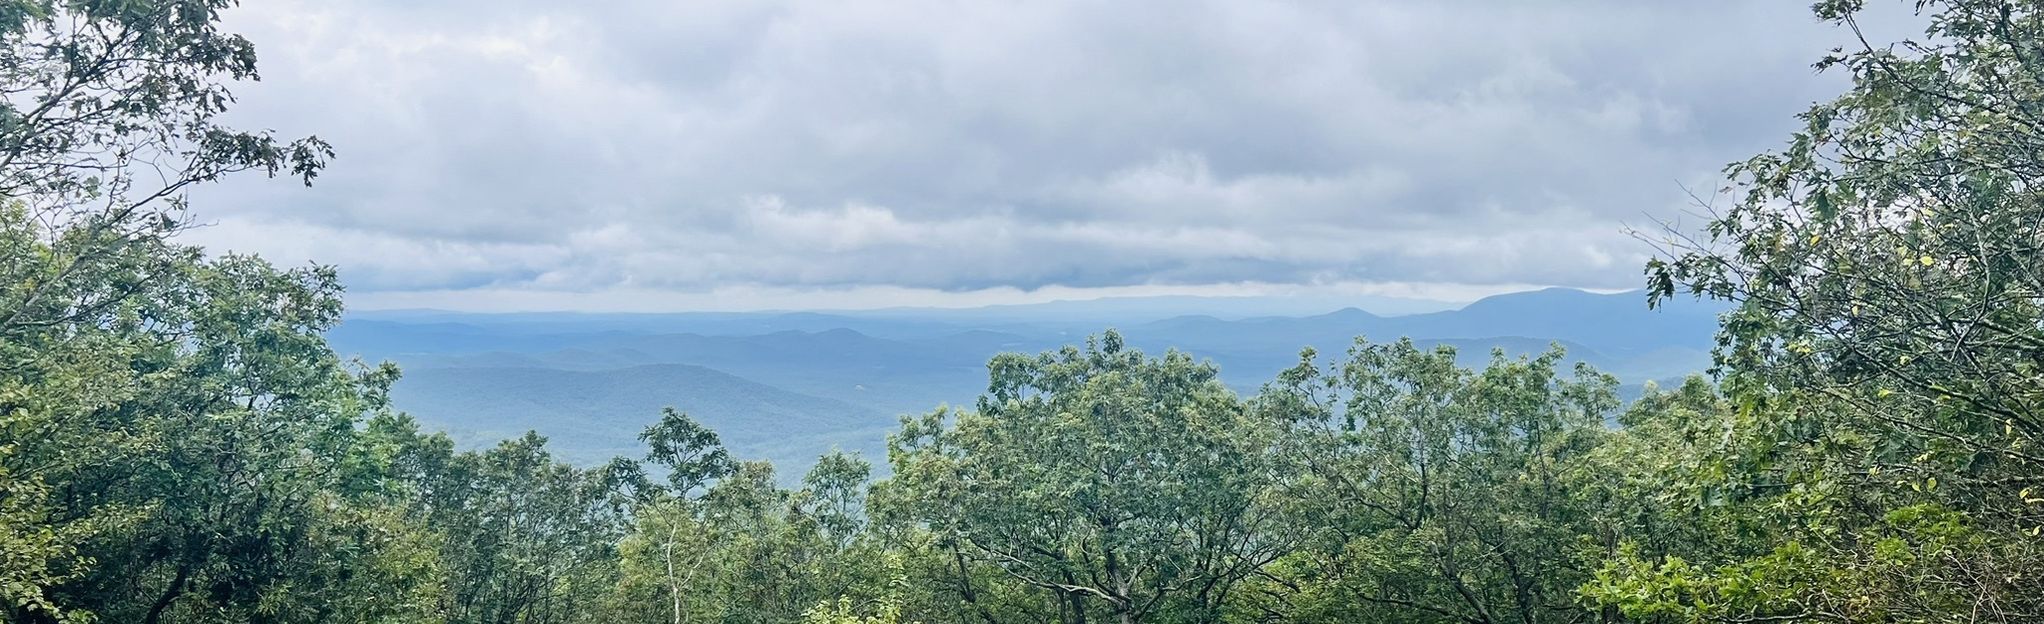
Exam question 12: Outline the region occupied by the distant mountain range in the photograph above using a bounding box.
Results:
[331,288,1728,473]
[390,364,897,467]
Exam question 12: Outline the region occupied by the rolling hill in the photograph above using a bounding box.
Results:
[341,288,1729,473]
[390,364,895,468]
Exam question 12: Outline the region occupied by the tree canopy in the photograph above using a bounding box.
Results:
[5,0,2044,623]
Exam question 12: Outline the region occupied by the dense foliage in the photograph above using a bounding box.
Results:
[4,0,2043,622]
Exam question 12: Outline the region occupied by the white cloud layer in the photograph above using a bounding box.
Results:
[186,0,1881,310]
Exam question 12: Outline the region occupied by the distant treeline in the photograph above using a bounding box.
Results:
[4,1,2042,623]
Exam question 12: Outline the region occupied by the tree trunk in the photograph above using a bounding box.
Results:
[665,519,685,624]
[142,562,193,624]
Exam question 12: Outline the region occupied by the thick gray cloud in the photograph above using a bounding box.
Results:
[188,0,1880,310]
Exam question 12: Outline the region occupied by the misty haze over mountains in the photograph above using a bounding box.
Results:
[330,288,1726,473]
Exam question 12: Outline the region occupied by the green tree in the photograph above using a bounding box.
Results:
[884,331,1298,624]
[0,0,329,227]
[614,426,880,624]
[423,433,631,624]
[614,409,736,624]
[1618,0,2044,620]
[642,407,737,496]
[1,0,332,618]
[677,460,834,623]
[802,552,921,624]
[1249,340,1617,623]
[1,205,440,622]
[802,450,871,548]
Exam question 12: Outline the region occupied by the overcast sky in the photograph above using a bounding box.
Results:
[187,1,1883,311]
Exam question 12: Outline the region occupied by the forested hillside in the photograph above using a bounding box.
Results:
[4,1,2043,623]
[335,287,1723,469]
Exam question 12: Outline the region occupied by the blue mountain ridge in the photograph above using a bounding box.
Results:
[333,288,1729,474]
